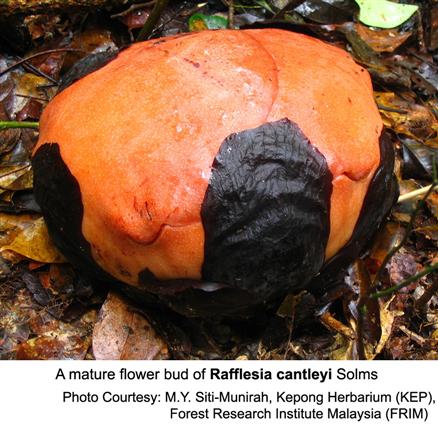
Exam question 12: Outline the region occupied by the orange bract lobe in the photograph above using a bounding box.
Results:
[35,29,382,287]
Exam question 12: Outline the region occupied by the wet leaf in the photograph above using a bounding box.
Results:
[355,0,418,29]
[355,23,411,52]
[188,13,228,31]
[0,214,65,263]
[295,0,356,24]
[401,137,437,180]
[92,292,169,360]
[340,26,413,89]
[391,52,438,97]
[63,28,117,70]
[368,222,406,271]
[0,191,41,214]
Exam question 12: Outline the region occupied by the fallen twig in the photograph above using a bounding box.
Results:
[320,311,355,340]
[111,0,155,18]
[228,0,235,29]
[0,49,85,79]
[399,324,427,346]
[398,185,435,203]
[136,0,169,41]
[370,262,438,299]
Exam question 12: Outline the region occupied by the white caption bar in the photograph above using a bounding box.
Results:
[1,361,437,426]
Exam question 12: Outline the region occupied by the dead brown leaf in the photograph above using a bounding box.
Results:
[16,309,96,360]
[375,92,437,145]
[0,213,65,263]
[92,292,169,360]
[356,23,411,53]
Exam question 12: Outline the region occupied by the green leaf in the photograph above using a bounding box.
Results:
[188,13,228,32]
[355,0,418,29]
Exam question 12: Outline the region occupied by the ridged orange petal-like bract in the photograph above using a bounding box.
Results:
[35,29,383,291]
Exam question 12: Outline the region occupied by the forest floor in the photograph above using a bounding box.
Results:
[0,0,437,360]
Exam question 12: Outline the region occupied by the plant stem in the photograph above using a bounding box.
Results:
[0,121,39,130]
[136,0,169,41]
[370,262,438,299]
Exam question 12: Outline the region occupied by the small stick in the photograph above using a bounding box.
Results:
[0,49,85,78]
[398,185,434,203]
[228,0,235,29]
[377,103,408,114]
[370,262,438,299]
[16,57,59,85]
[320,311,355,340]
[136,0,169,41]
[111,0,156,18]
[399,325,427,346]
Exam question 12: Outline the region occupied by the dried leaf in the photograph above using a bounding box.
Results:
[16,309,96,360]
[0,214,65,263]
[375,92,437,142]
[92,292,169,360]
[355,23,411,52]
[327,333,354,360]
[374,297,403,356]
[426,191,438,220]
[0,164,32,193]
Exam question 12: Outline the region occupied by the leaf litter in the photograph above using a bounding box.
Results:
[0,0,437,360]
